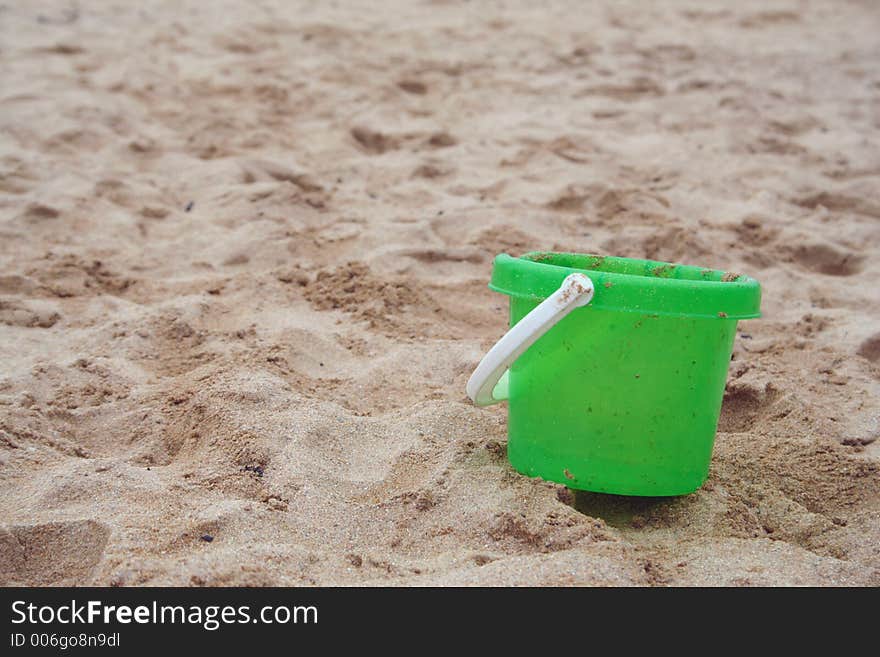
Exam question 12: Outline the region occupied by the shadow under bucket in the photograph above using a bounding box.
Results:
[471,252,761,496]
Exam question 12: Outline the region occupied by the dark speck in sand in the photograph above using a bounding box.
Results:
[555,486,575,506]
[243,464,264,477]
[200,535,214,542]
[185,201,194,212]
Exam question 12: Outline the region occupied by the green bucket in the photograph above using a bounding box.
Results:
[467,252,761,496]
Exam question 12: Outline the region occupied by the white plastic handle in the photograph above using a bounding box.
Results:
[466,273,594,406]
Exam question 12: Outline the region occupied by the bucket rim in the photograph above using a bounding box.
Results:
[489,252,762,320]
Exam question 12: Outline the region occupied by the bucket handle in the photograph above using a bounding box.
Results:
[466,273,595,406]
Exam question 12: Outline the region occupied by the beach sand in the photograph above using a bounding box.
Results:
[1,0,878,586]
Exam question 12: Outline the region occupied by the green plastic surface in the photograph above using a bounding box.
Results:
[491,252,761,496]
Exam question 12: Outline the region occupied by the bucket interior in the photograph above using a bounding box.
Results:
[520,252,743,283]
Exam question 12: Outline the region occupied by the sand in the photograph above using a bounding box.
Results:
[1,0,878,586]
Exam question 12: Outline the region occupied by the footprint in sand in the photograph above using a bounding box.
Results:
[0,520,110,586]
[718,382,782,433]
[857,333,880,364]
[787,242,864,277]
[397,79,428,95]
[350,126,401,155]
[0,298,61,328]
[20,202,60,221]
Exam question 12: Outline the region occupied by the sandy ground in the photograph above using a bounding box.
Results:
[1,0,878,586]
